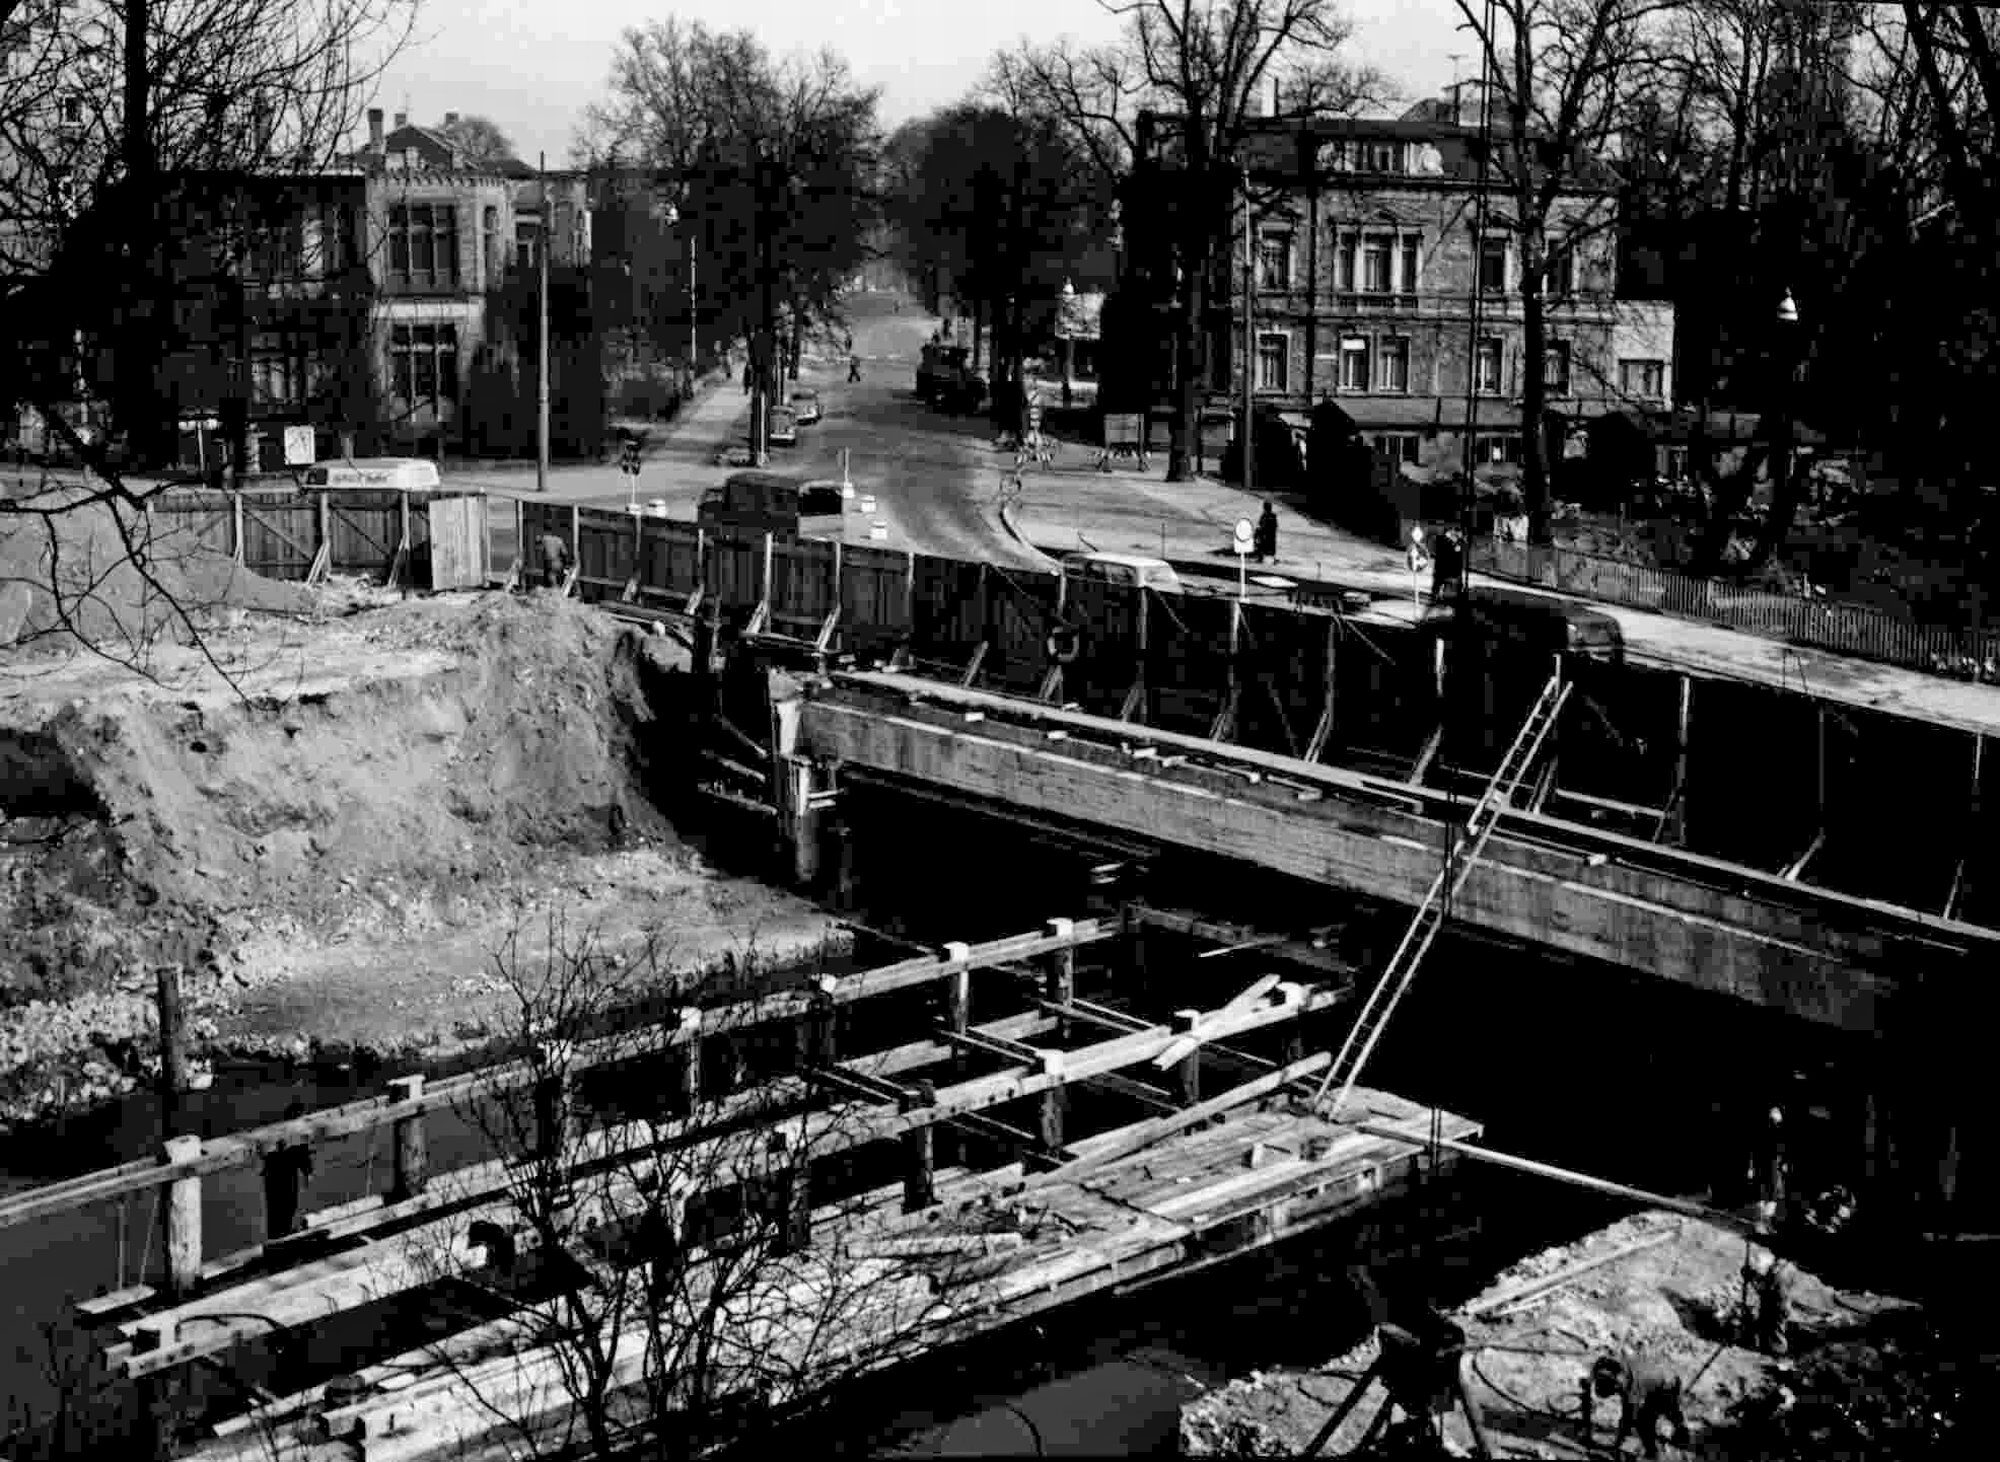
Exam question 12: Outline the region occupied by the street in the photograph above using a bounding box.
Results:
[464,292,1042,569]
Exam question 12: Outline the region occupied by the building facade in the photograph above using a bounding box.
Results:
[1112,97,1677,474]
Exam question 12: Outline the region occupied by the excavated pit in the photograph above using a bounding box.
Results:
[0,591,841,1131]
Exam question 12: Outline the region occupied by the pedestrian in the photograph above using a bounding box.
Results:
[844,331,854,354]
[1582,1352,1691,1459]
[741,361,753,395]
[539,530,572,593]
[263,1099,316,1240]
[1753,1105,1789,1234]
[848,353,862,384]
[1432,528,1463,599]
[1255,500,1279,563]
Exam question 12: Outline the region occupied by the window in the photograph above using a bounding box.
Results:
[1335,231,1356,292]
[1620,358,1665,399]
[1476,433,1521,465]
[389,323,460,410]
[1377,337,1410,393]
[1257,233,1292,291]
[58,95,85,129]
[1256,332,1288,392]
[1362,235,1392,293]
[482,205,500,280]
[1475,337,1503,395]
[1400,236,1420,294]
[250,332,305,407]
[515,220,538,269]
[1339,336,1370,392]
[1362,141,1402,173]
[1544,341,1571,396]
[1547,240,1574,297]
[388,203,459,290]
[1372,433,1421,464]
[1478,235,1508,293]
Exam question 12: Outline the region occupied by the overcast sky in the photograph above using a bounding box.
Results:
[367,0,1470,165]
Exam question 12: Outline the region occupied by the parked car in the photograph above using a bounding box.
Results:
[768,404,799,447]
[792,387,822,426]
[798,480,846,538]
[1059,551,1185,594]
[916,344,986,413]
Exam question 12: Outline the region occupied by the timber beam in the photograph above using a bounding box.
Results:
[799,673,2000,1030]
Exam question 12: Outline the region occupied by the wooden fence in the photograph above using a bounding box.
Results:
[1471,536,2000,682]
[515,500,1439,763]
[144,487,491,590]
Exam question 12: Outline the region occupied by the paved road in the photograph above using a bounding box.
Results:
[468,293,1040,568]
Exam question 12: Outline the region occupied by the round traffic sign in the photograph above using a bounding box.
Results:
[1233,518,1255,554]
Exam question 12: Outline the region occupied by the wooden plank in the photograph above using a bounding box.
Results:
[0,924,1111,1232]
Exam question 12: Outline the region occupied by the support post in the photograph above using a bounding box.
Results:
[316,490,329,567]
[156,965,187,1141]
[763,530,776,614]
[161,1135,203,1299]
[904,550,917,635]
[231,490,244,565]
[1043,918,1076,1042]
[400,489,412,559]
[389,1075,427,1203]
[1172,1009,1202,1109]
[534,1042,571,1169]
[1671,673,1693,844]
[1037,1051,1067,1162]
[770,1131,811,1254]
[901,1081,938,1213]
[941,941,971,1167]
[677,1008,703,1117]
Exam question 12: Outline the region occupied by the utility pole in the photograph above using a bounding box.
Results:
[537,152,551,493]
[1242,165,1255,499]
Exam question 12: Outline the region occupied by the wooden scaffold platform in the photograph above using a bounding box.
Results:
[0,916,1475,1462]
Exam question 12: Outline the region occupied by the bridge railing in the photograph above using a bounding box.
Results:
[1470,536,2000,682]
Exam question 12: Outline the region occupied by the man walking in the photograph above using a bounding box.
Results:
[1583,1352,1691,1459]
[1254,500,1279,564]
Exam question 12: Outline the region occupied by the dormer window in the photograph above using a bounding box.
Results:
[1362,141,1403,174]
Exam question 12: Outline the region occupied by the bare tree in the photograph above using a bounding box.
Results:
[435,112,517,170]
[384,917,960,1461]
[1448,0,1673,544]
[1005,1,1383,481]
[0,0,413,680]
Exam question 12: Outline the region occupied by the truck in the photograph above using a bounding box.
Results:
[915,343,986,414]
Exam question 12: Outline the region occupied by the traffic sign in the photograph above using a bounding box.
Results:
[1233,518,1254,555]
[282,426,316,467]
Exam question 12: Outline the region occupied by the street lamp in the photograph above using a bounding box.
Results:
[662,197,698,400]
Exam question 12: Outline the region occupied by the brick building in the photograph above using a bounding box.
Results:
[1111,92,1676,474]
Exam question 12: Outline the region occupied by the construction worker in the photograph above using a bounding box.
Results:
[1742,1248,1794,1356]
[1752,1105,1789,1233]
[1583,1352,1691,1459]
[538,531,572,593]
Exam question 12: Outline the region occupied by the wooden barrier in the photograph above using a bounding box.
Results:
[145,487,486,589]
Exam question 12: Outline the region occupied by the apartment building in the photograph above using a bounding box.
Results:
[1113,93,1676,472]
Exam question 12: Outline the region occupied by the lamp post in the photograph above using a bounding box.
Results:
[663,198,697,399]
[1770,287,1800,542]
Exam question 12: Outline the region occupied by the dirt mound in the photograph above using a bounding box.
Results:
[1178,1211,1967,1459]
[0,592,743,1126]
[1,485,316,658]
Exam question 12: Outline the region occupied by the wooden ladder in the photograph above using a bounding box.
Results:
[1312,671,1572,1119]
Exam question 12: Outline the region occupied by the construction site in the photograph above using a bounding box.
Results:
[0,480,1994,1460]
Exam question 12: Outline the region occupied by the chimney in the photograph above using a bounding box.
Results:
[393,111,408,131]
[368,108,384,151]
[445,112,459,129]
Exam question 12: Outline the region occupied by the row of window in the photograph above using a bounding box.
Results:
[387,203,562,290]
[1367,433,1523,465]
[1251,330,1667,402]
[1252,230,1579,297]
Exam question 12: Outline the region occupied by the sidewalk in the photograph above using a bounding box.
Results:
[999,457,2000,738]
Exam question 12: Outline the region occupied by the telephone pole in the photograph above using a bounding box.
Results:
[1242,165,1255,500]
[537,152,551,493]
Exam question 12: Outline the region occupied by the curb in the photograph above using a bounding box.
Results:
[996,501,1063,570]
